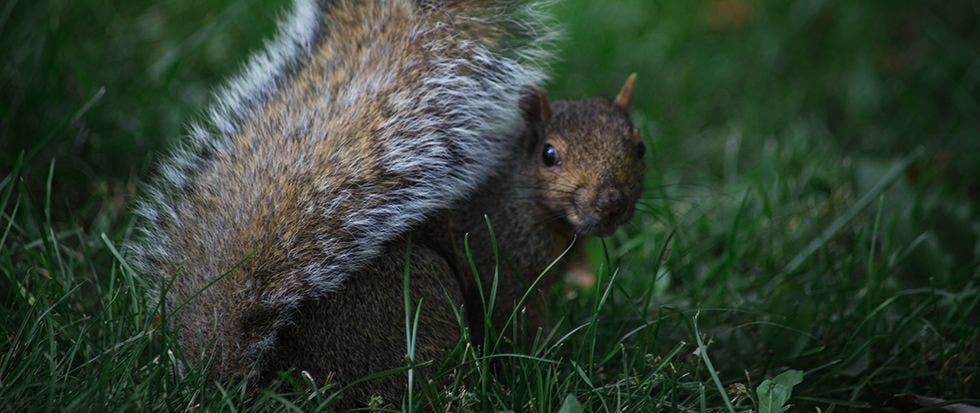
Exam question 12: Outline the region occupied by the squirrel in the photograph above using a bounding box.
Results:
[128,0,556,382]
[270,76,645,407]
[453,75,644,345]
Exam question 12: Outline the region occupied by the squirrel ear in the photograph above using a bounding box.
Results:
[519,86,552,125]
[613,73,637,110]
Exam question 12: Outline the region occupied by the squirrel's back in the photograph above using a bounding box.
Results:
[129,0,555,376]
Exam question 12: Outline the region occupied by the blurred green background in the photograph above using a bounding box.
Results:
[3,0,978,232]
[1,0,978,410]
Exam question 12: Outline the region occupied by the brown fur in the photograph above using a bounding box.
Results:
[272,77,645,407]
[447,81,646,342]
[271,241,464,409]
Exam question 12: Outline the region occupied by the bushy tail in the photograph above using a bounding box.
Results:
[128,0,555,379]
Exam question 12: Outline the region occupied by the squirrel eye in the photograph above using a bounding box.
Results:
[636,141,646,159]
[542,144,559,167]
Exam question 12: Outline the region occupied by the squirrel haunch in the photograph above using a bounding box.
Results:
[129,0,555,381]
[273,76,645,406]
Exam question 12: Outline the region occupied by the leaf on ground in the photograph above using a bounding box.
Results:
[558,394,584,413]
[757,369,804,413]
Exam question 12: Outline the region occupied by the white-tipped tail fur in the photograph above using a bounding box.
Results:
[128,0,556,378]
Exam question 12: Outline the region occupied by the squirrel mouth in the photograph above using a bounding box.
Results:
[567,206,634,237]
[583,221,618,237]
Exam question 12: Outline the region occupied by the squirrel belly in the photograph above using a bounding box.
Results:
[128,0,554,381]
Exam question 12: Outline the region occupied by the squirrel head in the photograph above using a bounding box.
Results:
[518,74,645,237]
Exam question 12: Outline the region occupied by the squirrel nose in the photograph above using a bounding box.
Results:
[595,187,624,215]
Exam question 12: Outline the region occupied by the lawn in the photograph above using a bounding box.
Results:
[1,0,978,411]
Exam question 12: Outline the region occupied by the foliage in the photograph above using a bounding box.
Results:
[757,370,803,413]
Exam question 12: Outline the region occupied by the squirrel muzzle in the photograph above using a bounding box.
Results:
[571,181,637,237]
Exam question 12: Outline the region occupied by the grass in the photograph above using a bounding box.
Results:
[2,0,978,411]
